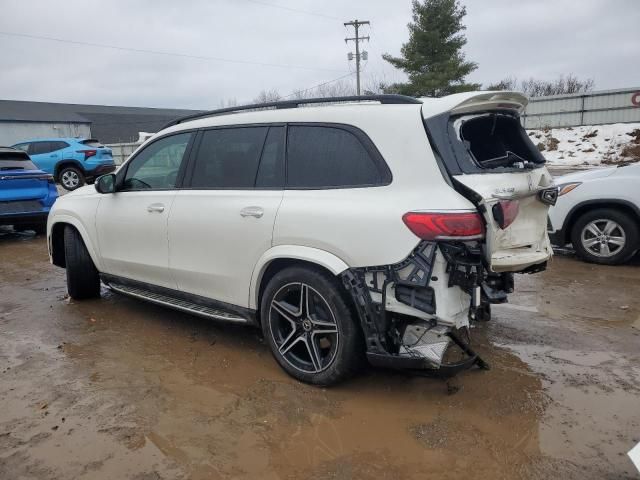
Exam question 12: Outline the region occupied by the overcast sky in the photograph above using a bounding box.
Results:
[0,0,638,109]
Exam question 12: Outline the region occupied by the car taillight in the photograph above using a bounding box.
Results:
[492,200,519,229]
[77,149,97,160]
[402,212,485,240]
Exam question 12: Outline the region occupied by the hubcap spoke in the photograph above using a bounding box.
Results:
[279,329,304,355]
[271,300,299,324]
[600,242,611,255]
[298,284,310,319]
[310,318,338,334]
[608,236,625,247]
[583,237,599,248]
[603,221,617,235]
[304,334,323,372]
[586,223,602,237]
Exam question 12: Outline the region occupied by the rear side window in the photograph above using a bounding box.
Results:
[286,125,384,188]
[458,114,545,169]
[49,141,69,151]
[190,127,269,189]
[81,139,104,147]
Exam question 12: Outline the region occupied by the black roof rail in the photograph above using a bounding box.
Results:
[162,94,422,129]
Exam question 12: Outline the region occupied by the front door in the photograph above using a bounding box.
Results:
[95,131,194,288]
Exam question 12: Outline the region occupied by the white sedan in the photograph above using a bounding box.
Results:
[548,163,640,264]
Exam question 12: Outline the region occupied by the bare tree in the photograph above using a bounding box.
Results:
[252,89,282,103]
[217,97,238,108]
[289,79,356,100]
[486,74,594,97]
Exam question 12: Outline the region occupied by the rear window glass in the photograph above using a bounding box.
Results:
[81,139,103,147]
[287,126,382,188]
[458,114,545,169]
[0,151,38,171]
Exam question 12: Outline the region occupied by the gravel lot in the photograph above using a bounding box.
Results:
[1,229,639,479]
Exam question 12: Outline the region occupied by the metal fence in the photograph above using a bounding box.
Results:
[522,87,640,128]
[107,142,140,165]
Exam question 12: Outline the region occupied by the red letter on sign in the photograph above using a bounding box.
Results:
[632,92,640,106]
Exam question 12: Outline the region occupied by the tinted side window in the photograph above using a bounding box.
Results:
[123,132,193,190]
[190,127,268,189]
[255,127,285,188]
[50,141,69,151]
[287,126,382,188]
[29,142,53,155]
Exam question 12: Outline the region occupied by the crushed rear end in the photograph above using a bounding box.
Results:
[343,92,556,376]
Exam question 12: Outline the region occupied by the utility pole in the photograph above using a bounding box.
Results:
[344,19,370,96]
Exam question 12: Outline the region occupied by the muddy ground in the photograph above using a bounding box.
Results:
[1,230,639,479]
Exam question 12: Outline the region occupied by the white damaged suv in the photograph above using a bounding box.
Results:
[47,93,556,385]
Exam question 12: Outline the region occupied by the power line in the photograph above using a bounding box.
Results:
[0,31,343,73]
[239,0,340,20]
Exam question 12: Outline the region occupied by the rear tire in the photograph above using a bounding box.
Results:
[64,226,101,299]
[59,166,85,191]
[571,208,638,265]
[260,266,364,386]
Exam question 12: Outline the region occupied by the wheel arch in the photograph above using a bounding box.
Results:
[250,245,349,313]
[561,199,640,245]
[54,160,85,180]
[49,216,103,271]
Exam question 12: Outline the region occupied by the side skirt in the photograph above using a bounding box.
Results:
[100,273,258,326]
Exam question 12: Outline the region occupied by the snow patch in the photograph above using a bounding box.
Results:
[526,123,640,168]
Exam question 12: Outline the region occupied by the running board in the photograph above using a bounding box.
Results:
[107,282,249,323]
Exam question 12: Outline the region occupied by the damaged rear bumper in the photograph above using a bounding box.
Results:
[341,241,519,376]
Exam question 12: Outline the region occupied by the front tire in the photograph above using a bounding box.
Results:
[64,226,101,299]
[59,166,85,191]
[260,266,364,386]
[571,208,638,265]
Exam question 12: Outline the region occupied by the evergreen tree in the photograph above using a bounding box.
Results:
[383,0,479,97]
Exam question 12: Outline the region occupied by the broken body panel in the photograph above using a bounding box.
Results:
[342,92,555,375]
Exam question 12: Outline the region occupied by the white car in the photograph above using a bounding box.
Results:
[548,164,640,264]
[47,92,556,385]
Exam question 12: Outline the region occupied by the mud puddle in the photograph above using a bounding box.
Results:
[1,231,639,479]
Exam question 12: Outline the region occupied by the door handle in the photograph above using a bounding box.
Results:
[147,203,165,213]
[240,206,264,218]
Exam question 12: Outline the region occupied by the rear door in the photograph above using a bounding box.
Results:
[168,125,285,308]
[28,141,67,174]
[424,92,556,272]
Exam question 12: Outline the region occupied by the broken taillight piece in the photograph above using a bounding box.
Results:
[402,212,485,240]
[492,200,519,229]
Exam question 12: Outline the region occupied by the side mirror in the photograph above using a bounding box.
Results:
[95,174,116,194]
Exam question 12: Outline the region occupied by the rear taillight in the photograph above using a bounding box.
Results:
[492,200,519,229]
[77,149,97,160]
[402,212,485,240]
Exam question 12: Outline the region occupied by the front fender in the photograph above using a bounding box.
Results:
[48,212,102,271]
[249,245,349,309]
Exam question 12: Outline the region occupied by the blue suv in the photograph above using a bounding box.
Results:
[0,147,58,234]
[11,138,116,190]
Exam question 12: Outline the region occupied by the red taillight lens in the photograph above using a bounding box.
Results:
[402,212,485,240]
[77,149,97,160]
[492,200,519,229]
